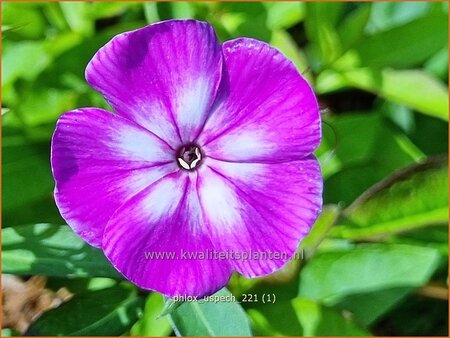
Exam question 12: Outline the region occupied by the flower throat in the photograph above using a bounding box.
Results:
[177,144,202,170]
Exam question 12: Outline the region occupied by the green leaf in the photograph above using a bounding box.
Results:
[304,2,345,68]
[2,32,80,89]
[264,2,304,30]
[90,2,140,19]
[300,244,440,325]
[337,4,372,50]
[14,87,77,126]
[381,101,415,133]
[247,297,370,336]
[341,68,448,120]
[159,297,183,317]
[322,112,423,204]
[352,12,447,68]
[2,2,46,39]
[16,87,78,126]
[299,243,440,304]
[2,41,51,85]
[292,297,371,336]
[43,32,84,58]
[409,110,449,156]
[299,205,341,257]
[247,300,302,336]
[2,128,54,212]
[367,2,439,33]
[425,47,449,80]
[46,277,118,294]
[220,2,271,42]
[390,225,448,257]
[170,288,252,336]
[299,243,442,324]
[26,285,143,336]
[378,288,449,336]
[331,156,448,240]
[131,293,172,336]
[241,272,301,335]
[3,195,65,228]
[170,2,195,18]
[2,223,120,278]
[143,2,160,23]
[334,287,414,326]
[59,2,93,36]
[2,25,11,33]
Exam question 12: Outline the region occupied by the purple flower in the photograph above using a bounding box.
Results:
[51,20,322,298]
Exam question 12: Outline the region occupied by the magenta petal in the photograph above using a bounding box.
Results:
[51,108,178,247]
[198,38,320,163]
[86,20,223,146]
[197,156,322,277]
[102,172,233,298]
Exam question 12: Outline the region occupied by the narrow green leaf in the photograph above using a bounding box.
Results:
[43,3,69,31]
[26,285,143,336]
[2,2,46,39]
[159,297,183,317]
[299,205,341,256]
[59,2,93,36]
[2,223,120,278]
[337,4,372,50]
[143,2,160,24]
[332,156,448,240]
[304,2,344,68]
[170,288,252,336]
[171,2,195,18]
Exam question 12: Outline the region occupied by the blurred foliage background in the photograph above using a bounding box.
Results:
[1,1,449,336]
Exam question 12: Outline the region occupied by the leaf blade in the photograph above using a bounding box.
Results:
[332,156,448,240]
[26,285,143,336]
[170,288,252,336]
[2,224,120,278]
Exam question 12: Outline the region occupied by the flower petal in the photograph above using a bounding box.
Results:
[198,38,320,163]
[102,172,233,298]
[51,108,178,247]
[86,20,223,146]
[197,156,322,277]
